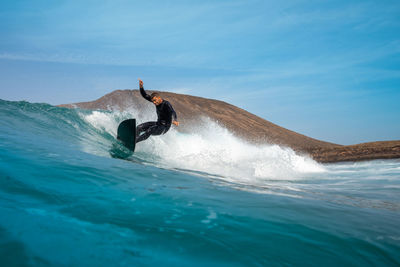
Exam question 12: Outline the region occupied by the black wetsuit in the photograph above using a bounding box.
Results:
[136,86,177,143]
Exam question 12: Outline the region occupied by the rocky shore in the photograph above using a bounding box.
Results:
[59,89,400,163]
[309,141,400,163]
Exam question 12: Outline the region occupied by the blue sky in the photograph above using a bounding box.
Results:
[0,0,399,145]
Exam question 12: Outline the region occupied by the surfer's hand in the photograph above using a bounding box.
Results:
[138,79,143,88]
[172,120,179,126]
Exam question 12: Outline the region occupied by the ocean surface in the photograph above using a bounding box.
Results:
[0,99,399,267]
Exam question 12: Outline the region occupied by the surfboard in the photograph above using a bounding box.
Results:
[117,119,136,152]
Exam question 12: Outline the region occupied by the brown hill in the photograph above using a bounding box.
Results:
[58,89,400,163]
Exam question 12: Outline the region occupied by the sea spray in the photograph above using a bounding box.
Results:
[139,118,325,181]
[80,108,325,182]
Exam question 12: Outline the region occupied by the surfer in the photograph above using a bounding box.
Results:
[136,79,179,143]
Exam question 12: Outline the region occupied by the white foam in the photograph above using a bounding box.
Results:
[78,109,325,182]
[83,111,120,136]
[137,117,325,182]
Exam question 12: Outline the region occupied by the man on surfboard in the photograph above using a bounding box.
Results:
[136,79,179,143]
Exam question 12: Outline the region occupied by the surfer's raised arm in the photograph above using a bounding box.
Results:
[138,79,152,102]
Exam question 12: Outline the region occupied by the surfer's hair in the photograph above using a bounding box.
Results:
[150,92,161,99]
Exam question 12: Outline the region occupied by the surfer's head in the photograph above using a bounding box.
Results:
[151,93,163,106]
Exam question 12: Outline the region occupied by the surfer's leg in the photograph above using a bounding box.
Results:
[136,122,156,136]
[136,122,158,143]
[136,123,166,143]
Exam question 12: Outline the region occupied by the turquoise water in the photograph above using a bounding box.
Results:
[0,99,399,266]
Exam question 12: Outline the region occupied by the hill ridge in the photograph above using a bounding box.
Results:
[58,89,400,163]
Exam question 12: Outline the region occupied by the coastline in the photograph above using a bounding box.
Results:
[58,90,400,164]
[308,141,400,163]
